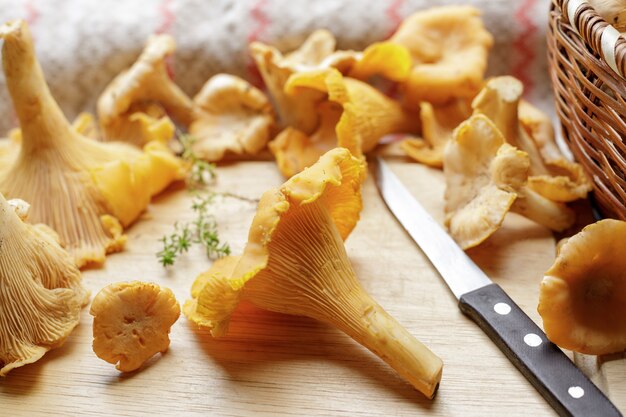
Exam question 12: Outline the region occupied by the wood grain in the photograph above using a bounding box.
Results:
[1,160,624,416]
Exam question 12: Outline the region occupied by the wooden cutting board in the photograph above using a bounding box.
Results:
[1,159,625,416]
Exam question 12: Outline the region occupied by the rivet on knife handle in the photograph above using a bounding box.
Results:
[459,283,622,417]
[374,157,623,417]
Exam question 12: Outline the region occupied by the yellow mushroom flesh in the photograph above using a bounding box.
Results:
[401,98,472,168]
[189,74,274,161]
[0,193,87,376]
[186,148,443,398]
[538,219,626,355]
[90,281,180,372]
[269,68,419,177]
[97,34,192,146]
[389,6,493,107]
[473,76,592,202]
[444,115,529,249]
[0,20,185,267]
[250,30,412,134]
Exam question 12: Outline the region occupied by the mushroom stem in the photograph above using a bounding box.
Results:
[0,20,73,153]
[243,199,443,398]
[512,188,575,232]
[472,77,550,177]
[330,289,443,398]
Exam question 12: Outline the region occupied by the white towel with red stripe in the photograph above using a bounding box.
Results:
[0,0,550,135]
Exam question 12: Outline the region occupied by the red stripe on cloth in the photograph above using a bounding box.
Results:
[25,0,40,26]
[511,0,538,96]
[247,0,270,88]
[385,0,405,38]
[156,0,176,79]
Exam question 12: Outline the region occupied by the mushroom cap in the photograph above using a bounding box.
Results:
[0,20,186,267]
[269,68,419,177]
[250,41,327,134]
[184,148,443,397]
[269,100,344,178]
[444,114,529,249]
[189,74,274,161]
[473,76,592,202]
[0,193,86,376]
[183,255,242,334]
[390,6,493,107]
[518,100,593,202]
[185,147,365,333]
[250,30,412,133]
[97,34,193,146]
[538,219,626,355]
[90,281,180,372]
[401,98,472,168]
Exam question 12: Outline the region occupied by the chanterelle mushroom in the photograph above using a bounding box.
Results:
[188,74,274,161]
[90,281,180,372]
[538,219,626,355]
[401,98,472,168]
[0,20,186,267]
[185,148,443,398]
[445,114,576,248]
[250,30,411,133]
[97,34,193,146]
[472,76,592,202]
[269,68,419,177]
[0,193,87,376]
[444,115,530,249]
[389,6,493,107]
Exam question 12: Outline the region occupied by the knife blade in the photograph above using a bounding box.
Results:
[374,157,622,417]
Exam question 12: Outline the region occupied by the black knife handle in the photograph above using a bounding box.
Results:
[459,283,622,417]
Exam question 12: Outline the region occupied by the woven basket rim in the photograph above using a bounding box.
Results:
[555,0,626,79]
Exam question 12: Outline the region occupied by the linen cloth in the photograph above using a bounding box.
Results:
[0,0,551,134]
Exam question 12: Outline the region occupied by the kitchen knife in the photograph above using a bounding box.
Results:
[374,157,622,417]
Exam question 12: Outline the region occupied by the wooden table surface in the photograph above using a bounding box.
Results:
[1,159,625,416]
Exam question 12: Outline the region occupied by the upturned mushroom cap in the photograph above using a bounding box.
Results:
[250,30,412,133]
[186,147,365,330]
[401,98,472,168]
[473,76,592,202]
[269,68,419,177]
[188,74,274,161]
[538,219,626,355]
[444,115,529,249]
[0,193,87,376]
[97,34,193,146]
[389,6,493,107]
[0,20,186,267]
[270,102,342,178]
[250,41,328,134]
[90,281,180,372]
[185,148,443,398]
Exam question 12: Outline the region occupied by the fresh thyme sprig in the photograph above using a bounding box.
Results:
[157,193,231,267]
[157,133,230,267]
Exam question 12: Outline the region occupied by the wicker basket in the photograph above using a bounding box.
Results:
[548,0,626,219]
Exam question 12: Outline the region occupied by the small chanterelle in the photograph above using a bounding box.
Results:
[184,147,444,398]
[90,282,180,372]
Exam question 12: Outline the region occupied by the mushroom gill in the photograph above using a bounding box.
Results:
[0,193,87,376]
[0,20,186,267]
[185,148,443,398]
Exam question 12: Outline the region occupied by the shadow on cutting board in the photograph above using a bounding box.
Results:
[188,300,439,410]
